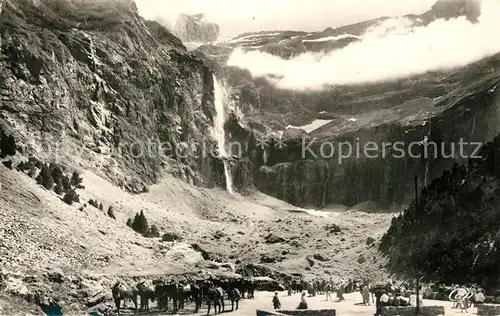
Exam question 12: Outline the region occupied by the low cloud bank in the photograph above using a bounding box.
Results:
[226,0,500,90]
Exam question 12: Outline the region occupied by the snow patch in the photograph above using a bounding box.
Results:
[286,119,333,133]
[302,34,360,43]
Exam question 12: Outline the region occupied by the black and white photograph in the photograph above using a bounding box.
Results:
[0,0,499,315]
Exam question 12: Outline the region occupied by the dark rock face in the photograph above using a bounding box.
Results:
[0,0,227,191]
[173,13,219,43]
[421,0,481,24]
[380,135,500,291]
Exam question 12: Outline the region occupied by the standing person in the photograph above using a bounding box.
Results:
[362,285,371,306]
[374,287,383,316]
[475,289,485,306]
[337,281,345,302]
[273,292,281,310]
[325,279,333,302]
[297,292,308,309]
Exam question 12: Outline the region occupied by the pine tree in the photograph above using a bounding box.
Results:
[36,165,54,190]
[132,211,149,235]
[54,180,64,195]
[63,190,79,205]
[50,163,64,184]
[27,164,37,178]
[70,171,84,188]
[61,175,71,193]
[0,134,16,158]
[98,203,104,211]
[126,218,133,227]
[107,206,116,220]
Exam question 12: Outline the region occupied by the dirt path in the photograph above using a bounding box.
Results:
[117,292,479,315]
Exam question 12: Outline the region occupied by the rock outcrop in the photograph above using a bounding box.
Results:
[421,0,481,23]
[173,13,220,43]
[0,0,227,192]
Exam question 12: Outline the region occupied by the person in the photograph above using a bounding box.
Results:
[297,292,308,309]
[380,291,389,306]
[326,280,333,302]
[409,290,423,307]
[337,281,345,301]
[362,285,371,306]
[273,292,281,309]
[475,289,485,305]
[374,287,383,316]
[387,292,395,306]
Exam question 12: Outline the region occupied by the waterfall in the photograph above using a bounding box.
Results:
[212,75,234,194]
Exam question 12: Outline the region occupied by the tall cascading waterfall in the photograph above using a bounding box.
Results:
[212,75,234,194]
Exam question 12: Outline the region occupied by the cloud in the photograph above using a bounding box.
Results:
[226,0,500,90]
[134,0,435,38]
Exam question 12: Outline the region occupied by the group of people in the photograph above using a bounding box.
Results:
[449,284,486,313]
[278,276,375,311]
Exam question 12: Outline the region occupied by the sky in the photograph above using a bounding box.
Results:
[135,0,436,37]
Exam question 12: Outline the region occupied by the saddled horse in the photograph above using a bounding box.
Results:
[112,280,138,315]
[228,288,241,311]
[136,280,155,311]
[203,282,225,315]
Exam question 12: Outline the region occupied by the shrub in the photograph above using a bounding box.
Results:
[61,175,71,192]
[27,164,37,178]
[54,181,64,195]
[70,171,84,188]
[88,199,99,208]
[63,190,79,205]
[162,232,182,242]
[50,163,64,184]
[146,225,160,238]
[36,164,54,190]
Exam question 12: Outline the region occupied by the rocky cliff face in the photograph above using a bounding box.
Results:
[421,0,481,23]
[0,0,226,192]
[190,0,500,210]
[173,13,219,43]
[215,51,500,209]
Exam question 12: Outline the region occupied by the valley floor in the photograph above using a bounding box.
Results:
[0,163,395,313]
[114,292,479,316]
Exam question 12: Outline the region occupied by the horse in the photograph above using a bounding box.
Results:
[136,280,155,311]
[112,280,138,315]
[154,280,185,313]
[204,283,224,315]
[228,288,241,311]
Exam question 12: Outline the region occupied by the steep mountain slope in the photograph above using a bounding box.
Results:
[0,0,224,193]
[380,134,500,291]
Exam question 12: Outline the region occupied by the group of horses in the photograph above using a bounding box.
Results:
[287,278,360,297]
[111,277,255,315]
